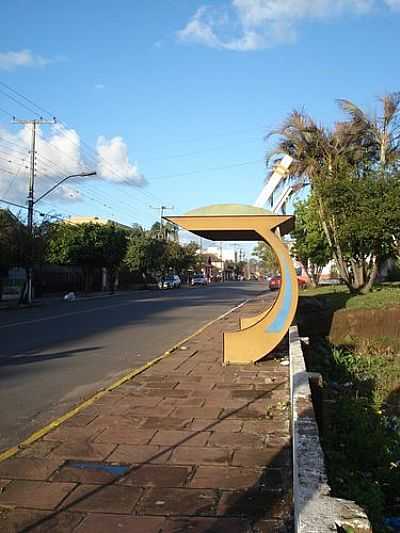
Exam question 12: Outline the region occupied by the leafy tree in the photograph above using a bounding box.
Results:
[47,222,128,292]
[0,210,21,274]
[321,171,400,292]
[292,195,331,287]
[125,233,199,284]
[124,233,167,284]
[0,210,52,300]
[252,242,279,274]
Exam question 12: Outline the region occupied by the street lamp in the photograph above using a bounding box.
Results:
[24,171,97,304]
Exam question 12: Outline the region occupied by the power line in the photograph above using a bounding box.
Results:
[149,158,264,181]
[0,197,63,219]
[0,87,43,117]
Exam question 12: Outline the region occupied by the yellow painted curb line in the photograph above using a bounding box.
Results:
[0,297,249,464]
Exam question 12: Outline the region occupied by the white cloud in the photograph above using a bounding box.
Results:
[96,136,146,186]
[0,125,145,206]
[177,7,222,48]
[0,49,52,70]
[177,0,377,51]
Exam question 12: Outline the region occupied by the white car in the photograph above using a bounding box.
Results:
[191,274,208,286]
[158,275,181,289]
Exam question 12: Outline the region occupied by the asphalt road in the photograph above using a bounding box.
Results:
[0,281,270,452]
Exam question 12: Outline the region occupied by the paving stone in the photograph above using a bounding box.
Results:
[124,405,175,417]
[0,509,84,533]
[137,487,218,516]
[75,514,165,533]
[119,395,161,407]
[0,457,62,481]
[266,435,291,448]
[241,420,289,435]
[108,445,173,464]
[188,418,243,433]
[49,441,116,461]
[161,517,252,533]
[197,387,231,398]
[208,431,265,449]
[50,462,123,484]
[176,382,216,392]
[216,489,290,519]
[141,417,193,430]
[177,398,206,407]
[95,427,156,445]
[147,389,190,399]
[61,484,142,513]
[220,406,268,420]
[18,440,60,458]
[119,464,191,487]
[43,426,103,443]
[61,413,98,427]
[170,446,232,466]
[150,430,210,447]
[204,399,248,409]
[215,384,257,392]
[190,466,262,489]
[86,415,143,430]
[145,375,201,383]
[140,380,179,389]
[232,448,291,468]
[0,480,76,510]
[172,407,223,419]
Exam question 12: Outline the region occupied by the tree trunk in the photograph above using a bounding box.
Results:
[350,259,365,291]
[361,257,379,294]
[317,198,353,289]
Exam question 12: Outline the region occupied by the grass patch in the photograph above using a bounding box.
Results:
[301,283,400,311]
[299,282,400,531]
[304,339,400,531]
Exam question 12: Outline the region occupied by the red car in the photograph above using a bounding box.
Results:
[268,275,306,290]
[268,275,281,290]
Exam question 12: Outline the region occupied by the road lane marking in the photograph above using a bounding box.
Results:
[0,297,250,463]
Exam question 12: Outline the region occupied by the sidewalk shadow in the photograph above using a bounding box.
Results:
[21,382,292,532]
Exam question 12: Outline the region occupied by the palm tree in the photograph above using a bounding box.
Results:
[337,92,400,175]
[266,110,354,288]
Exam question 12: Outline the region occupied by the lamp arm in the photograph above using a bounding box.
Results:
[34,172,95,204]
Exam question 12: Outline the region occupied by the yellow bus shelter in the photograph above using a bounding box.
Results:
[165,204,299,365]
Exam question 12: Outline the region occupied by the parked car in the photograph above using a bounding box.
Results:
[268,275,307,290]
[1,286,21,301]
[158,274,181,289]
[191,274,208,286]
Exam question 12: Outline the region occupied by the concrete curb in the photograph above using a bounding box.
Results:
[289,325,372,533]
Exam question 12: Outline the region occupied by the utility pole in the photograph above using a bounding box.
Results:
[150,205,174,239]
[220,242,224,282]
[13,117,56,303]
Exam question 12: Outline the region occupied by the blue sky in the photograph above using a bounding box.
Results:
[0,0,399,233]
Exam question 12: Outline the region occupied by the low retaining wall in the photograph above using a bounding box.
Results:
[289,325,372,533]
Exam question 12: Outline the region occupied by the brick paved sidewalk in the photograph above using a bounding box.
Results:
[0,296,292,533]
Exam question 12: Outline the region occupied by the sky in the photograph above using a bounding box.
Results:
[0,0,399,247]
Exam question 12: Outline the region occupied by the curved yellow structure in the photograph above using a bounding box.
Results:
[166,204,299,365]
